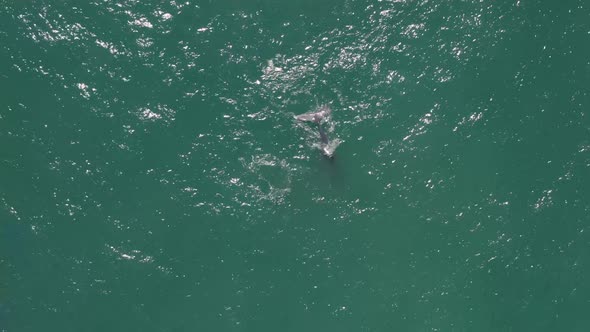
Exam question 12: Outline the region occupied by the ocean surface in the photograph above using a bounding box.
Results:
[1,0,589,331]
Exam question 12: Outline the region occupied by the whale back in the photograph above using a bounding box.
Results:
[295,105,332,123]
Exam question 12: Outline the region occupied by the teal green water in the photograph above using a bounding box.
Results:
[2,1,590,331]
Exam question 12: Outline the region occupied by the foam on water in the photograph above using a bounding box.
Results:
[2,0,590,331]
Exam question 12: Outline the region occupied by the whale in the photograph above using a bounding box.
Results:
[295,105,335,158]
[295,105,332,123]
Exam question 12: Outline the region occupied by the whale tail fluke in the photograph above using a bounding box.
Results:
[294,105,339,158]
